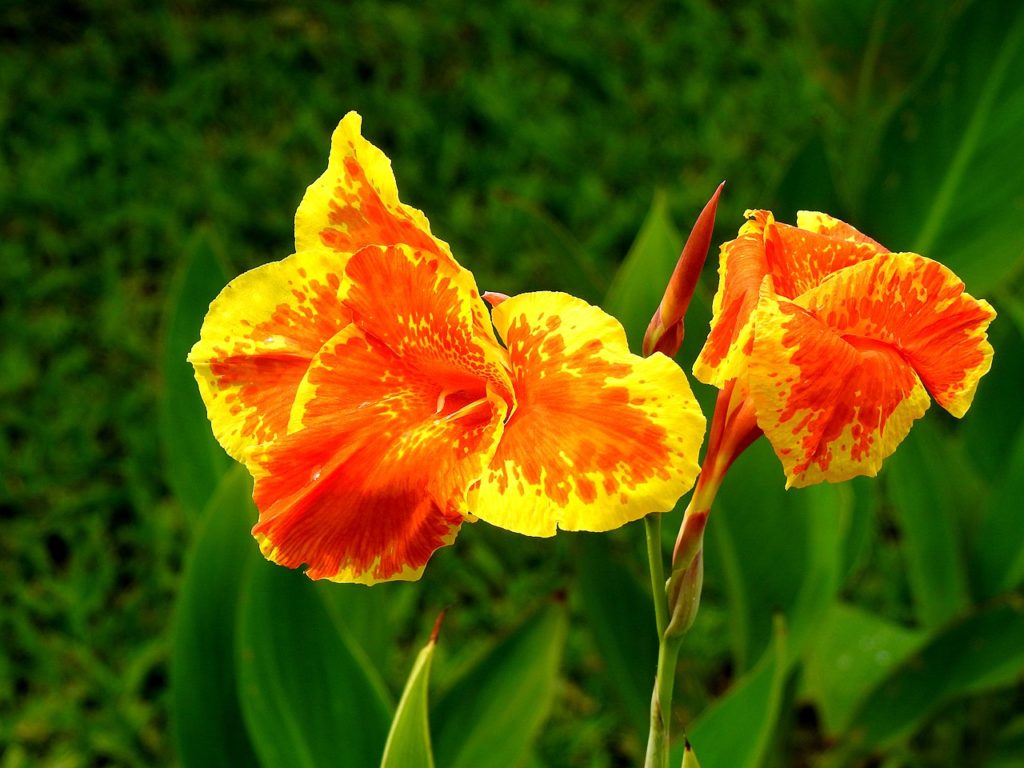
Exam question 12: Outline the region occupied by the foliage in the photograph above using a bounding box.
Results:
[2,1,1023,766]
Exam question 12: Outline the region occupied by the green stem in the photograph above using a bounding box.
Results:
[645,514,668,636]
[644,633,683,768]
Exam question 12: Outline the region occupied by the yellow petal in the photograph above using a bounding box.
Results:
[472,292,705,536]
[295,112,447,258]
[188,250,353,469]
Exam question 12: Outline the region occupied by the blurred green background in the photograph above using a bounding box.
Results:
[3,1,1024,766]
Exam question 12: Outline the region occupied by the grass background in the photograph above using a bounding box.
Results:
[3,1,1023,766]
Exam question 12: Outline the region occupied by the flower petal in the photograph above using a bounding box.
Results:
[292,243,515,418]
[693,211,770,386]
[796,252,995,417]
[295,112,449,260]
[749,281,931,488]
[252,323,509,583]
[188,250,353,467]
[293,113,496,338]
[764,215,887,298]
[795,211,888,251]
[472,292,705,536]
[694,210,889,388]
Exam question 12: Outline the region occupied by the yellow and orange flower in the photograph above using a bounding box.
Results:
[188,112,706,584]
[694,210,995,488]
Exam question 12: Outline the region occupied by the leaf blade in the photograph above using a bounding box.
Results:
[170,466,260,768]
[380,626,439,768]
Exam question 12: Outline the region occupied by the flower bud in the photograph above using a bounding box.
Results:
[642,182,724,358]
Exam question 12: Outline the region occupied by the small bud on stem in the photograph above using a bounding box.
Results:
[643,182,725,358]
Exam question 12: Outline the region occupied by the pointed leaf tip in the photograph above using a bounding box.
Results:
[643,182,725,358]
[430,609,447,645]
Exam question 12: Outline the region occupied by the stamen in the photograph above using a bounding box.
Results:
[442,397,490,422]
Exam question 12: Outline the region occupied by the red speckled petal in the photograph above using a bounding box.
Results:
[694,210,890,388]
[188,250,353,467]
[472,292,705,536]
[693,211,771,387]
[295,112,450,260]
[795,211,888,251]
[294,112,494,338]
[252,323,508,583]
[749,282,931,487]
[300,243,514,415]
[764,216,888,299]
[795,252,995,417]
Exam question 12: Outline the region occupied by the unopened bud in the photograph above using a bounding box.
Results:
[643,182,724,358]
[665,548,703,639]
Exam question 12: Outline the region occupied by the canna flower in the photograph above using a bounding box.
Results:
[693,210,995,488]
[189,112,705,584]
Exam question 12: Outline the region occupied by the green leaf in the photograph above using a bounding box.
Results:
[171,466,260,768]
[972,424,1024,598]
[432,601,568,768]
[871,2,1024,293]
[602,190,682,349]
[986,717,1024,768]
[317,580,414,689]
[794,0,963,216]
[710,439,849,670]
[885,418,970,628]
[380,625,439,768]
[158,229,232,520]
[800,602,923,735]
[236,560,392,768]
[961,314,1024,484]
[576,534,657,736]
[847,597,1024,750]
[682,616,788,768]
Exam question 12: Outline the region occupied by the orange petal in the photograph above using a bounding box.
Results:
[795,211,888,250]
[693,210,771,386]
[188,250,354,467]
[763,216,888,299]
[471,292,705,536]
[794,252,996,418]
[253,323,509,583]
[694,210,889,388]
[295,112,450,260]
[748,281,931,487]
[294,112,495,338]
[307,243,514,414]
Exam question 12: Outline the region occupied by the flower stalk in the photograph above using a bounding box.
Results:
[642,184,727,768]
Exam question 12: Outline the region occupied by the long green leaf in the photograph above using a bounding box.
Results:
[872,2,1024,292]
[171,466,259,768]
[795,0,963,217]
[576,535,657,737]
[236,561,392,768]
[972,423,1024,598]
[885,418,970,628]
[800,602,923,736]
[317,580,411,693]
[380,624,440,768]
[432,601,568,768]
[710,439,848,670]
[681,616,788,768]
[961,315,1024,482]
[846,597,1024,750]
[158,229,231,520]
[602,190,683,349]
